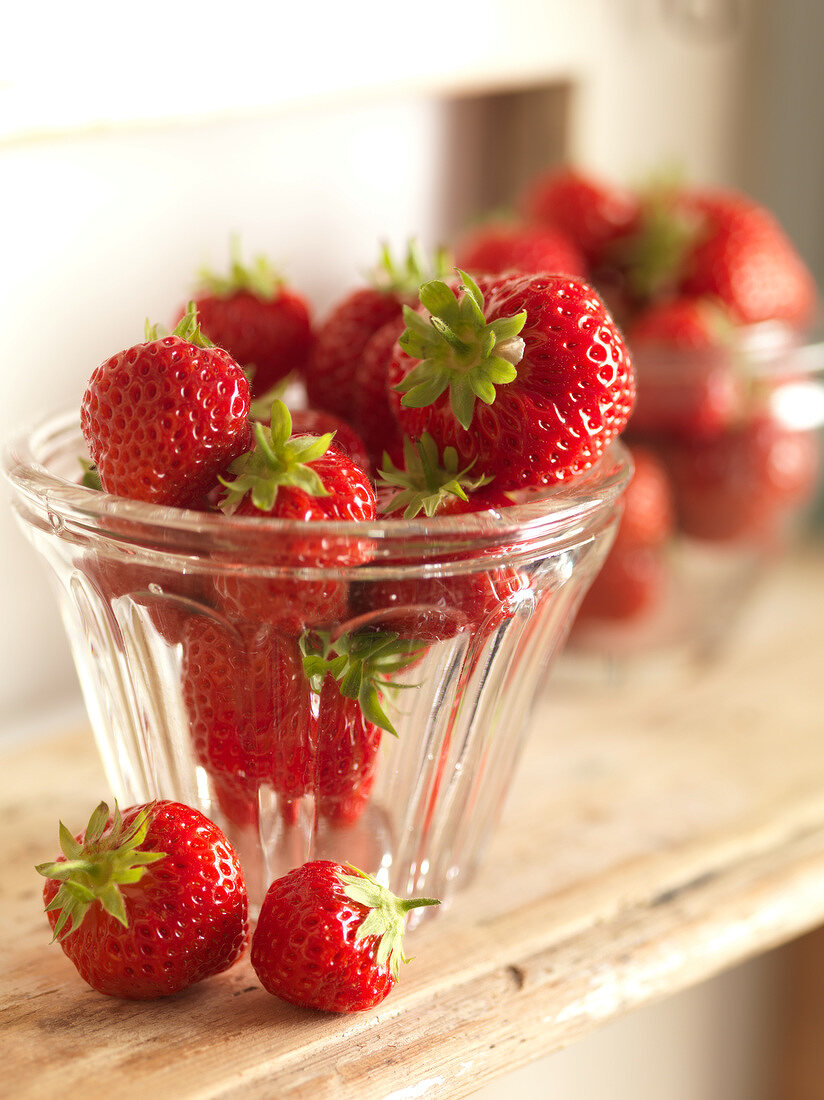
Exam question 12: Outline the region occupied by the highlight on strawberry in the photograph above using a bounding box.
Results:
[250,860,439,1013]
[36,800,249,999]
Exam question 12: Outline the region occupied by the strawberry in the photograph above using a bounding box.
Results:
[302,631,424,825]
[250,861,438,1012]
[454,220,585,279]
[288,408,372,475]
[80,304,251,508]
[187,244,313,397]
[345,434,529,642]
[577,541,668,622]
[388,272,635,490]
[305,242,451,420]
[679,190,816,328]
[662,414,820,543]
[181,618,315,826]
[519,167,639,266]
[37,800,248,999]
[353,316,407,469]
[627,297,743,441]
[576,445,674,622]
[213,401,376,631]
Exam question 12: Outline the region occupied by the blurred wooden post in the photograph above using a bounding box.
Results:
[774,926,824,1100]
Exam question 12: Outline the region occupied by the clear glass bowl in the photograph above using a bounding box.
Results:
[568,323,824,670]
[4,410,630,912]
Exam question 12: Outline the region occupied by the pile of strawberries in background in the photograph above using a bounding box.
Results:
[500,167,820,628]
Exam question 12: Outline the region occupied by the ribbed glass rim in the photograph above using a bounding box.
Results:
[4,409,632,564]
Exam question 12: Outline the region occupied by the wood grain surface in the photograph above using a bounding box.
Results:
[3,549,824,1100]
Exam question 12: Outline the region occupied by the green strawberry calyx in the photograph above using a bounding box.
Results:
[378,433,493,518]
[370,239,454,300]
[219,399,333,514]
[197,237,284,301]
[611,175,700,303]
[300,630,425,736]
[145,301,216,348]
[79,458,102,491]
[35,801,165,942]
[339,864,440,981]
[393,271,527,431]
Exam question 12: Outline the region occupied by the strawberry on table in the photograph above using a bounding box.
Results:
[214,400,377,632]
[80,304,251,508]
[37,800,248,999]
[454,219,586,278]
[388,271,635,490]
[186,243,314,397]
[250,861,439,1012]
[305,241,451,422]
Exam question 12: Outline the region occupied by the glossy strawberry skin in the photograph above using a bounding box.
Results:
[520,168,639,266]
[191,288,314,397]
[213,447,377,631]
[43,801,249,999]
[454,221,586,278]
[389,274,635,490]
[250,860,396,1012]
[81,335,251,507]
[679,191,816,328]
[353,317,406,469]
[181,619,316,824]
[306,288,403,420]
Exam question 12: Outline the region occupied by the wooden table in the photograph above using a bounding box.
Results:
[4,548,824,1099]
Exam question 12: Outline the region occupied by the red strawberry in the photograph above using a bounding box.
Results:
[37,800,248,999]
[576,445,674,622]
[289,408,372,475]
[519,167,639,266]
[250,861,439,1012]
[388,272,635,490]
[577,542,668,622]
[213,401,376,631]
[679,190,816,328]
[187,245,313,396]
[663,414,820,543]
[306,242,451,420]
[353,316,407,469]
[454,220,585,278]
[627,297,743,441]
[346,434,529,642]
[181,618,315,826]
[302,630,424,825]
[80,304,251,507]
